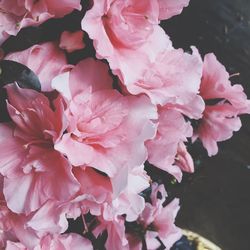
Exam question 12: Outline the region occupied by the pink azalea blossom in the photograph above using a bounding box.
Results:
[26,166,147,239]
[93,216,128,250]
[5,233,93,250]
[0,0,81,45]
[146,108,193,181]
[194,53,250,156]
[100,165,150,222]
[59,30,85,53]
[27,166,149,249]
[127,47,204,119]
[0,84,80,214]
[82,0,170,85]
[71,165,149,221]
[53,58,157,195]
[127,184,182,250]
[5,42,72,91]
[26,200,74,238]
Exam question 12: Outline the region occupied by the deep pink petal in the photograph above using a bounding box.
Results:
[59,30,85,53]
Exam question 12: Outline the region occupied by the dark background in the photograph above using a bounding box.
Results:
[162,0,250,249]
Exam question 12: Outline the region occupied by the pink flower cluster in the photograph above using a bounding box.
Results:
[0,0,249,249]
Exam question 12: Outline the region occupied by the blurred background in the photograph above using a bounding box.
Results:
[162,0,250,249]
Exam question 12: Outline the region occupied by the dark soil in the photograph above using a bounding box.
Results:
[162,1,250,249]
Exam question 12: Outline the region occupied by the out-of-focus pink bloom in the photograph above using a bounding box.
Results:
[194,53,250,156]
[0,0,81,45]
[59,30,85,53]
[82,0,170,85]
[146,108,193,182]
[5,233,93,250]
[128,47,204,119]
[5,42,72,92]
[157,0,190,20]
[53,58,157,195]
[127,184,182,250]
[0,84,79,214]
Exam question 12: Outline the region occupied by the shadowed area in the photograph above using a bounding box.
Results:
[162,0,250,249]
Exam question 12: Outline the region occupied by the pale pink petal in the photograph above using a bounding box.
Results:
[93,216,128,250]
[147,109,192,181]
[157,0,190,20]
[5,241,26,250]
[128,47,204,117]
[38,234,93,250]
[69,58,113,98]
[195,53,250,155]
[52,71,72,100]
[196,104,242,156]
[55,133,94,167]
[201,53,250,113]
[4,150,80,214]
[27,200,69,235]
[155,199,182,249]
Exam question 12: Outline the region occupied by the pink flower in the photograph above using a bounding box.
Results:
[69,165,149,221]
[0,0,81,44]
[101,165,150,222]
[59,30,86,53]
[27,166,148,239]
[127,47,204,119]
[5,42,72,92]
[72,167,113,217]
[82,0,170,85]
[0,84,79,214]
[53,58,157,195]
[146,108,193,181]
[194,53,250,156]
[127,184,182,250]
[5,233,93,250]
